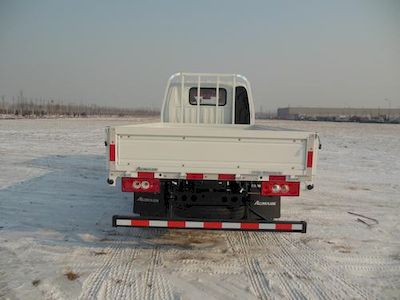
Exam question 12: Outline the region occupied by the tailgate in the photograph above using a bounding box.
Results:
[106,124,318,182]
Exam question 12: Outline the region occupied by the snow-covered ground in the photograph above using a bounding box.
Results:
[0,118,399,299]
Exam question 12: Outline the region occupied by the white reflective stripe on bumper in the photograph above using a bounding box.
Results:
[116,219,131,226]
[185,221,204,228]
[222,222,241,229]
[292,223,304,231]
[259,223,276,230]
[149,220,167,227]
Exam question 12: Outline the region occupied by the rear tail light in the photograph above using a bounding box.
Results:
[122,177,160,193]
[186,173,204,180]
[141,180,150,190]
[109,144,115,161]
[272,184,281,193]
[133,180,141,189]
[261,181,300,196]
[218,174,236,181]
[281,184,290,193]
[307,151,313,168]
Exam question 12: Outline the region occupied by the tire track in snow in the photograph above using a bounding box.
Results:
[140,247,159,300]
[154,269,174,300]
[98,247,140,299]
[173,261,240,275]
[78,243,124,299]
[229,231,371,300]
[142,247,174,300]
[249,232,336,299]
[277,234,372,299]
[101,245,173,300]
[266,233,345,299]
[232,232,308,300]
[78,236,174,300]
[323,254,400,273]
[225,232,272,300]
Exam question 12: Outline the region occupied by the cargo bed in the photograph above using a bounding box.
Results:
[106,122,319,184]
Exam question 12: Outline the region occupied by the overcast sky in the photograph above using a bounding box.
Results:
[0,0,399,111]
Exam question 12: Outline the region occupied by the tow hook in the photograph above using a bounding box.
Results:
[307,184,314,190]
[107,178,114,185]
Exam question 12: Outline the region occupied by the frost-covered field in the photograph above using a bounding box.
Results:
[0,118,399,300]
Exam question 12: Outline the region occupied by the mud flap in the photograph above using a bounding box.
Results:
[112,215,307,233]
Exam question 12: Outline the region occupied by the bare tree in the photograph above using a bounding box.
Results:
[0,93,159,118]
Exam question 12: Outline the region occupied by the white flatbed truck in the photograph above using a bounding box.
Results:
[106,73,320,232]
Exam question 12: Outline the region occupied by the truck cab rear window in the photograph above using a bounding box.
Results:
[189,88,227,106]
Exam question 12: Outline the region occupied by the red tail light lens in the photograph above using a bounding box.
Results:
[109,144,115,161]
[133,180,141,189]
[281,184,290,193]
[218,174,236,180]
[121,177,160,193]
[307,151,313,168]
[261,181,300,196]
[186,173,204,180]
[271,184,281,193]
[141,180,150,190]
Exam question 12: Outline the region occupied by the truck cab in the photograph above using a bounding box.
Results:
[161,73,254,125]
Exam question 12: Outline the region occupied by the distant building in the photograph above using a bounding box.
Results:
[277,107,400,122]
